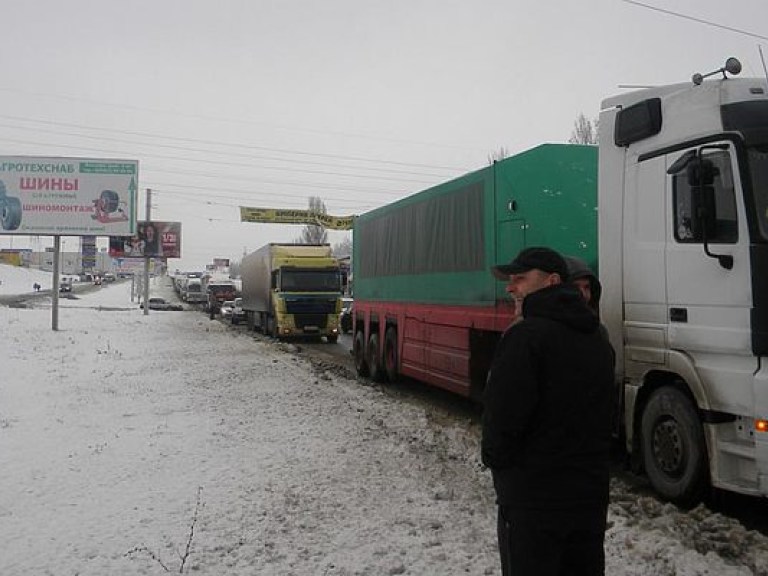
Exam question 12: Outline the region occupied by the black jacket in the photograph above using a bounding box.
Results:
[481,284,614,511]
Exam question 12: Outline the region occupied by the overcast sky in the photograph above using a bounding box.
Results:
[1,0,767,270]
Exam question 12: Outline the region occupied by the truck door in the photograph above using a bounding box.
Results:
[664,144,757,397]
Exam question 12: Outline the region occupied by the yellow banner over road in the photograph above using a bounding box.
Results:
[239,207,355,230]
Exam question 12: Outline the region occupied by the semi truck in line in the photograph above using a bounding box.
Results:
[182,276,206,304]
[352,59,768,504]
[241,243,343,342]
[203,276,237,318]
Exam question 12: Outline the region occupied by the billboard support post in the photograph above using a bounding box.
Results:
[52,236,61,331]
[143,189,151,316]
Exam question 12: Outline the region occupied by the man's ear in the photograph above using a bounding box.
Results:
[547,273,563,286]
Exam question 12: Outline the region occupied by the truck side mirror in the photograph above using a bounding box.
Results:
[687,159,734,269]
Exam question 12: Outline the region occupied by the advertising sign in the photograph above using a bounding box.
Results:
[81,235,97,269]
[109,221,181,258]
[113,257,158,275]
[0,156,138,235]
[239,206,355,230]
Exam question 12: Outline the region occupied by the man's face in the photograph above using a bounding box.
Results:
[505,269,560,307]
[573,277,592,304]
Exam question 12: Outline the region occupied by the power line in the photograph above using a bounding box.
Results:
[0,136,436,199]
[155,188,386,213]
[0,90,483,163]
[0,117,459,179]
[620,0,768,41]
[0,124,445,185]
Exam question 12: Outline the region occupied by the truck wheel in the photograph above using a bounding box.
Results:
[268,313,278,338]
[384,327,399,383]
[367,332,386,382]
[354,330,369,377]
[641,387,709,505]
[0,196,22,231]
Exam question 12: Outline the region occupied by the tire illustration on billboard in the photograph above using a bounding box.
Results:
[92,189,129,224]
[0,179,22,231]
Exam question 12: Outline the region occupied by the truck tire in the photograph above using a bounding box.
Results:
[641,386,709,505]
[384,327,399,383]
[100,189,120,212]
[367,332,386,383]
[0,196,22,231]
[354,330,369,377]
[268,310,279,339]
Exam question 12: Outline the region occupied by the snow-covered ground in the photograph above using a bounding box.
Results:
[0,263,54,294]
[1,263,768,575]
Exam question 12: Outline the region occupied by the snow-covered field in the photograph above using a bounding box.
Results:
[1,263,768,575]
[0,263,54,294]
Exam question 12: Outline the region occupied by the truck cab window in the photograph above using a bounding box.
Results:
[672,149,738,244]
[747,146,768,240]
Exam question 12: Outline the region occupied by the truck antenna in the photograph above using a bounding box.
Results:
[692,57,742,85]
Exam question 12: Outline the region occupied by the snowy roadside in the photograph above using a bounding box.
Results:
[1,277,768,575]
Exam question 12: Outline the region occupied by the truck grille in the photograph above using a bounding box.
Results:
[284,297,337,315]
[294,314,328,330]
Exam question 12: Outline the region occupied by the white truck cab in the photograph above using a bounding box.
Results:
[599,59,768,502]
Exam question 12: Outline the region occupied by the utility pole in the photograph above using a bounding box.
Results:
[143,188,151,316]
[52,236,61,330]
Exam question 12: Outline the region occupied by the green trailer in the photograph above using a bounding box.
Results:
[352,144,598,397]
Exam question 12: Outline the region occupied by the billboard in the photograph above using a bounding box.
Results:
[81,235,97,269]
[109,221,181,258]
[0,156,137,235]
[112,257,160,275]
[239,206,355,230]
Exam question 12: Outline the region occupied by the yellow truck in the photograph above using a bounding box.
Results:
[241,243,343,342]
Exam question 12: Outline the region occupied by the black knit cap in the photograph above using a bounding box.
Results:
[492,246,568,281]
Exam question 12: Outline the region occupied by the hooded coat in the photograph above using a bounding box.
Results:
[481,284,615,512]
[564,256,602,313]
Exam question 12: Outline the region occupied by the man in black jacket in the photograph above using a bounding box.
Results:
[482,247,615,576]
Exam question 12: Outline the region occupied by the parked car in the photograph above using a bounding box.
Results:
[139,297,183,311]
[231,298,246,325]
[102,272,116,283]
[59,278,73,293]
[220,300,235,319]
[339,297,353,334]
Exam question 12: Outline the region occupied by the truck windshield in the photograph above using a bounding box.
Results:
[748,145,768,240]
[280,270,340,292]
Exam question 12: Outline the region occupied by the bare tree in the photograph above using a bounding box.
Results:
[295,196,328,245]
[487,146,510,165]
[332,235,352,258]
[569,113,599,145]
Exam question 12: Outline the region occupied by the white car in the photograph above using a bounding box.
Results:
[230,298,246,325]
[220,300,235,319]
